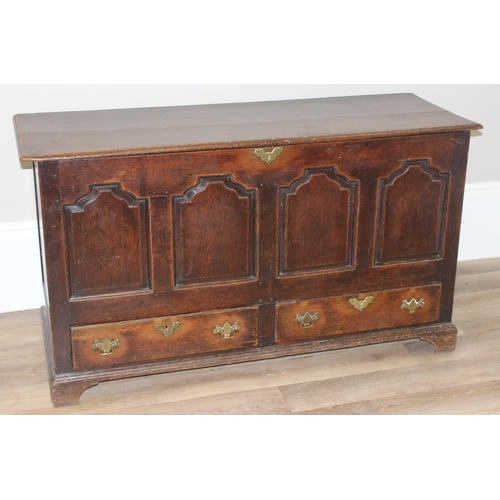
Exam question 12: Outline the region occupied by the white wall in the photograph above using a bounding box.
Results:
[1,85,499,313]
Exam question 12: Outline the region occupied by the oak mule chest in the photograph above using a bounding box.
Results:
[14,93,482,407]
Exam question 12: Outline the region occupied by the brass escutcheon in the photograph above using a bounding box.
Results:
[254,147,283,165]
[349,296,374,312]
[295,311,319,329]
[213,322,240,339]
[154,321,181,338]
[92,337,120,356]
[401,298,425,314]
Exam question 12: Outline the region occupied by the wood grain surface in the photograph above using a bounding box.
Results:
[14,94,482,161]
[34,132,470,386]
[71,306,259,370]
[275,285,441,344]
[1,257,499,414]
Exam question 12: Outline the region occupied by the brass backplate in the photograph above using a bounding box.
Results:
[401,298,425,314]
[254,147,283,165]
[92,337,120,356]
[349,296,374,312]
[213,322,240,339]
[154,321,181,338]
[294,311,319,328]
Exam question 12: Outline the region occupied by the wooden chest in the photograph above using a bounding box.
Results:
[13,93,482,407]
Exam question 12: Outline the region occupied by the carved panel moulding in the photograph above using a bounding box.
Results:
[375,159,450,265]
[173,175,256,286]
[64,183,150,298]
[279,167,358,275]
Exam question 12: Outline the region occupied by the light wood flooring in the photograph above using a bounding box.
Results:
[1,257,499,414]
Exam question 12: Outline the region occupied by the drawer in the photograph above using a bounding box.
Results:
[71,306,259,370]
[276,285,441,344]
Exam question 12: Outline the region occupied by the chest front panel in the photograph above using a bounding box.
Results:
[35,131,468,375]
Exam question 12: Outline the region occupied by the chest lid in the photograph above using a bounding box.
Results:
[14,93,482,162]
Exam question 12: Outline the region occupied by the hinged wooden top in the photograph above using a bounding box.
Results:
[13,93,482,162]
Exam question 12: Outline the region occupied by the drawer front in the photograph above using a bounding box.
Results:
[276,285,441,344]
[71,307,259,370]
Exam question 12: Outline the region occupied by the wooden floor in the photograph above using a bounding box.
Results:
[1,257,500,415]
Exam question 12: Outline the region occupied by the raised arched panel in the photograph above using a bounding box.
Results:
[375,160,449,265]
[65,184,150,298]
[279,168,358,274]
[174,176,256,286]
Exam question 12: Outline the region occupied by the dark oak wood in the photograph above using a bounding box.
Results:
[279,168,358,273]
[375,160,449,264]
[418,329,458,353]
[71,306,259,370]
[40,303,459,407]
[65,184,150,297]
[173,176,256,286]
[40,306,98,407]
[276,285,441,344]
[14,94,481,161]
[14,94,481,406]
[3,259,497,414]
[439,131,471,323]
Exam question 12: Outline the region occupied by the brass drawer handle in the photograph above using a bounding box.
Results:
[154,321,181,338]
[295,311,319,328]
[349,296,374,312]
[92,337,120,356]
[401,298,425,314]
[254,147,283,165]
[213,322,240,339]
